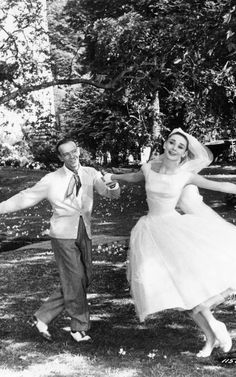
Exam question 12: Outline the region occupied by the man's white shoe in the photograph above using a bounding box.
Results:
[70,331,91,342]
[28,316,52,341]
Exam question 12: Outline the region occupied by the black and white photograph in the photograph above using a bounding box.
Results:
[0,1,236,376]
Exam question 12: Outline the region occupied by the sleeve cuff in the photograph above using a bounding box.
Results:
[107,182,119,190]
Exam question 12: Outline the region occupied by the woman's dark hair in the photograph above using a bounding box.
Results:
[168,132,189,151]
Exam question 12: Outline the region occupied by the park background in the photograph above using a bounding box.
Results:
[1,1,236,376]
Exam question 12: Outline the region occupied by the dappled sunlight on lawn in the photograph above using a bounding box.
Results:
[90,312,114,320]
[0,253,53,266]
[1,243,236,376]
[88,293,113,299]
[1,166,236,375]
[0,352,139,377]
[1,165,236,252]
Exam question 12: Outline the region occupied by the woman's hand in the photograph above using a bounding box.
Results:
[102,172,113,184]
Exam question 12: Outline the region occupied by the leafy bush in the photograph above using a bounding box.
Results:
[29,140,97,170]
[0,141,32,167]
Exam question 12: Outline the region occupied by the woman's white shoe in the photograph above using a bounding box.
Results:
[214,322,232,353]
[196,339,218,358]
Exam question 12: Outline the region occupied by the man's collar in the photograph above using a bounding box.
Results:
[63,164,82,175]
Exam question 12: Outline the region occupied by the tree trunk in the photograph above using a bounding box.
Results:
[143,91,162,161]
[110,151,120,166]
[152,91,161,139]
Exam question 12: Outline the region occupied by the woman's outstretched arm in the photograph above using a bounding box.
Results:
[104,170,145,183]
[188,174,236,195]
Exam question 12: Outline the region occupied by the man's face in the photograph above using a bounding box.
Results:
[58,141,80,171]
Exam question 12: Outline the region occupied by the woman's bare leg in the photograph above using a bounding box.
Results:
[190,311,217,357]
[200,308,232,353]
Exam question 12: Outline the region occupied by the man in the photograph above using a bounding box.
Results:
[0,138,120,342]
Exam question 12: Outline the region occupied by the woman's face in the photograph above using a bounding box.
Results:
[164,134,188,162]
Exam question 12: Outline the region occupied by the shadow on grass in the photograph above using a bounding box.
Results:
[1,247,236,377]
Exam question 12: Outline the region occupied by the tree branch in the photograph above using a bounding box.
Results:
[0,77,117,105]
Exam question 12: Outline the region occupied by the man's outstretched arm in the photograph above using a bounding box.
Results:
[0,176,49,214]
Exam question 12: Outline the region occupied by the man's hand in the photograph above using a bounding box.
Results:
[101,172,119,190]
[106,181,119,190]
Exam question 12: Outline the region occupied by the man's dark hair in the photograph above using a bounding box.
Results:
[55,138,77,155]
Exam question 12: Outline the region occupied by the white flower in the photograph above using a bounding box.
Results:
[119,348,126,355]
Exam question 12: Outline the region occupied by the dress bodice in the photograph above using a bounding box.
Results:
[142,163,190,216]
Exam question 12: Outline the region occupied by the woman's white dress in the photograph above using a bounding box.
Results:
[128,163,236,322]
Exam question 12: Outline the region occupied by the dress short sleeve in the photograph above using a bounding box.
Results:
[141,163,151,178]
[181,171,194,186]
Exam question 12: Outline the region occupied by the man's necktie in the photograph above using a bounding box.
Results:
[66,171,81,197]
[74,171,81,196]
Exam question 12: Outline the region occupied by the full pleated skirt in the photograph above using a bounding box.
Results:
[128,211,236,322]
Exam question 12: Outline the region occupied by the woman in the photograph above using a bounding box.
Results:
[153,128,220,218]
[103,130,236,358]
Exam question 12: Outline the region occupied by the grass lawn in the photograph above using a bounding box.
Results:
[1,164,236,250]
[0,165,236,376]
[0,166,148,251]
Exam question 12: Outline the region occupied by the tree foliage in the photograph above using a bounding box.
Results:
[61,85,151,163]
[1,0,236,161]
[61,0,236,149]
